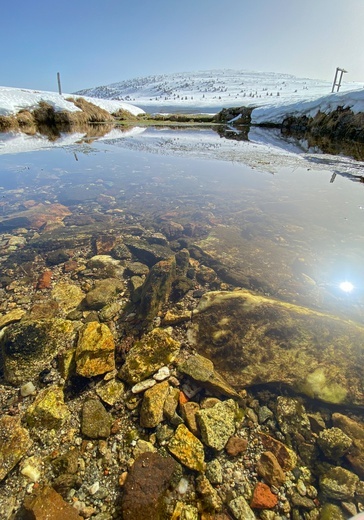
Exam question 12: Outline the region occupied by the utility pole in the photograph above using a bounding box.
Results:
[332,67,347,92]
[57,72,62,95]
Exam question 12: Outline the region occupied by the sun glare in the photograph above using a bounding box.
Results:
[339,281,354,293]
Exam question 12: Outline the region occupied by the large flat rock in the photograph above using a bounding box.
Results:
[188,290,364,406]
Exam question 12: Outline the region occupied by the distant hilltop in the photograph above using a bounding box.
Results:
[74,69,364,110]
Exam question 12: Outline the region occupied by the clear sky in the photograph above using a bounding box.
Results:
[2,0,364,93]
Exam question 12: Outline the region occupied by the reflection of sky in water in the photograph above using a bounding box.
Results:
[0,130,364,322]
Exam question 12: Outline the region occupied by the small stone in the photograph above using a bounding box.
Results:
[0,415,32,481]
[131,379,156,394]
[196,474,223,511]
[250,482,278,509]
[163,387,180,421]
[153,366,170,381]
[81,399,112,439]
[140,381,170,428]
[168,424,206,472]
[20,382,36,397]
[258,405,274,424]
[225,436,248,456]
[88,482,100,495]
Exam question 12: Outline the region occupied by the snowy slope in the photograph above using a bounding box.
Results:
[0,86,144,117]
[75,69,364,112]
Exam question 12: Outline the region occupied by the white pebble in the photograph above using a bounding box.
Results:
[153,366,170,381]
[88,481,100,495]
[176,477,189,494]
[20,382,36,397]
[21,465,40,482]
[131,379,156,394]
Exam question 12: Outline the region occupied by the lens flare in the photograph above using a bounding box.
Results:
[339,281,354,293]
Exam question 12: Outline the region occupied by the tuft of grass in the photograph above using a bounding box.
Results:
[66,97,114,124]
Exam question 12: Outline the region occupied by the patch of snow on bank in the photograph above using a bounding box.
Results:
[0,86,144,117]
[251,88,364,124]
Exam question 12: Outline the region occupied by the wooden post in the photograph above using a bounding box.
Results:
[57,72,62,95]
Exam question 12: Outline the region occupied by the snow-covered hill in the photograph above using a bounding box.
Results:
[75,69,364,112]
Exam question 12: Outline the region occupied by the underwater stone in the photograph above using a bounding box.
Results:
[196,399,237,451]
[189,289,364,406]
[119,327,180,385]
[319,466,359,500]
[26,386,70,430]
[0,318,79,385]
[75,321,115,378]
[0,415,32,481]
[168,424,205,472]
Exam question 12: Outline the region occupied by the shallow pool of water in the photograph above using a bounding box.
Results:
[0,126,364,323]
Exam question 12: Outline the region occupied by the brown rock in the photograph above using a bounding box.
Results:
[250,482,278,509]
[256,451,286,487]
[24,485,82,520]
[180,401,200,436]
[36,270,52,290]
[121,452,178,520]
[259,433,297,472]
[225,436,248,457]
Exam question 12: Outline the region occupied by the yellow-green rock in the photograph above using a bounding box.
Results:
[26,386,70,429]
[0,415,32,481]
[140,381,170,428]
[0,308,26,330]
[51,281,84,314]
[96,378,125,406]
[189,290,364,406]
[119,327,180,385]
[75,321,115,377]
[168,424,205,472]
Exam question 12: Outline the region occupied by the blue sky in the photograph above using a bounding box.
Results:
[2,0,364,93]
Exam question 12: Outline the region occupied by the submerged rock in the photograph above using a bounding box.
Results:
[0,318,79,385]
[119,328,180,385]
[75,322,115,378]
[196,399,237,451]
[168,424,206,472]
[0,415,32,481]
[26,386,70,429]
[189,290,364,405]
[24,485,82,520]
[121,452,178,520]
[139,256,176,323]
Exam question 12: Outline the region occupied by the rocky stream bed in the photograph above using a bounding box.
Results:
[0,150,363,520]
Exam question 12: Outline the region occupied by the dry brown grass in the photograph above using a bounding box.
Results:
[66,97,114,124]
[112,108,139,121]
[0,115,19,131]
